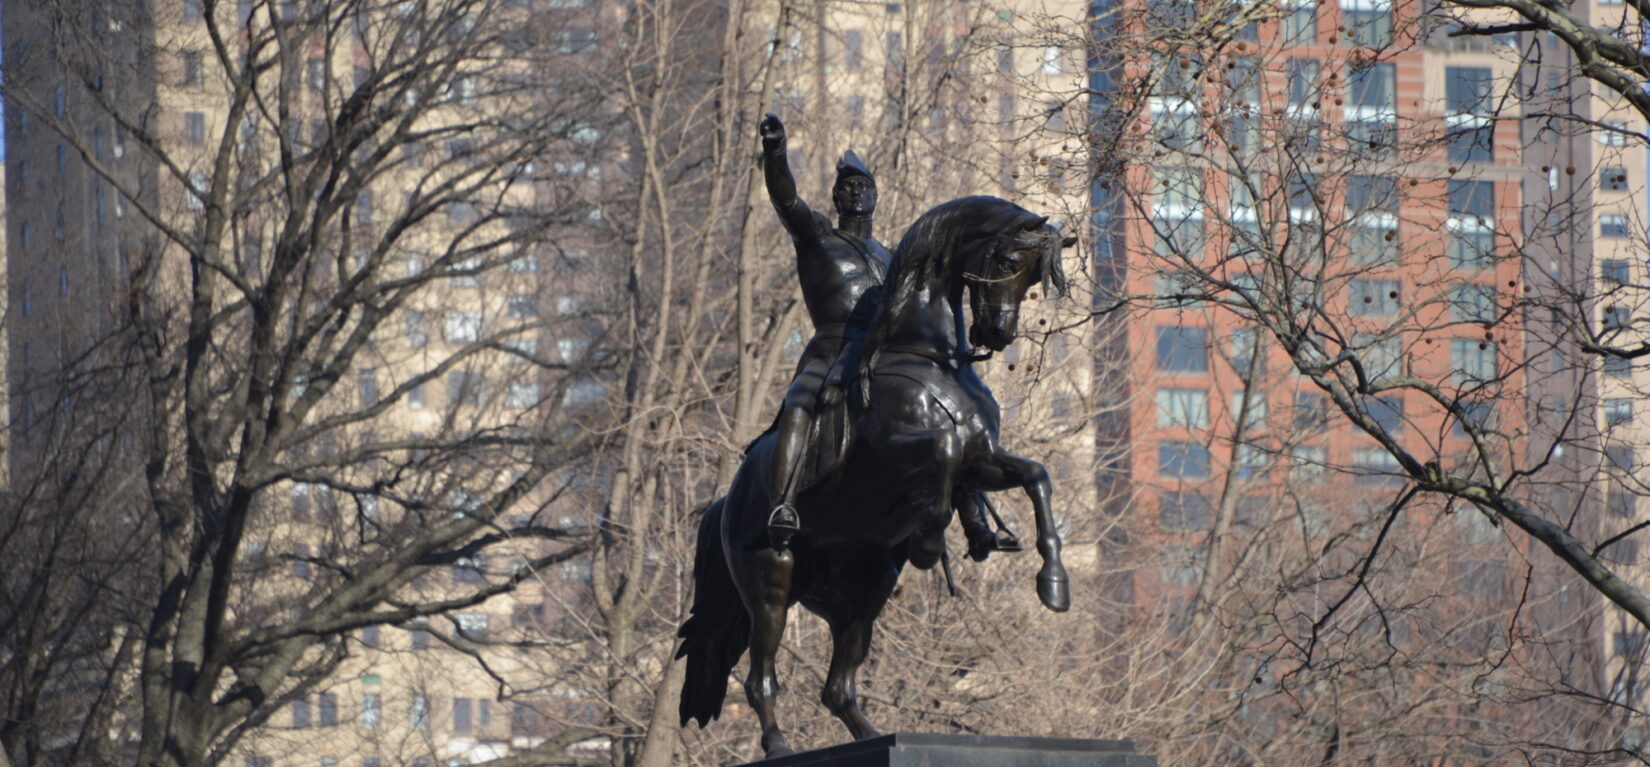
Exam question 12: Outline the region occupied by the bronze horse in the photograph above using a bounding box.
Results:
[676,196,1073,757]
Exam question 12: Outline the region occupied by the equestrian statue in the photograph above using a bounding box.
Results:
[753,113,1017,562]
[676,115,1074,758]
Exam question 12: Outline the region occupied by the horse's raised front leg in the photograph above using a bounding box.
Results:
[732,544,797,757]
[821,556,900,741]
[970,451,1069,612]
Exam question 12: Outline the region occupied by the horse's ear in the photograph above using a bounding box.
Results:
[1024,215,1050,231]
[1061,235,1078,249]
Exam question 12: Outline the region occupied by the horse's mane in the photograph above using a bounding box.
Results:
[854,196,1060,397]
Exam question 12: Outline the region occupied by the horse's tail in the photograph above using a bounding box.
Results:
[676,497,749,728]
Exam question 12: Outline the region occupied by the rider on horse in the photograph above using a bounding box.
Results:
[758,113,889,549]
[759,114,1008,558]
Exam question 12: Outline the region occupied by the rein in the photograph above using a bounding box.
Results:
[878,344,994,364]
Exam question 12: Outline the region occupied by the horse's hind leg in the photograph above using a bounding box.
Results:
[821,556,899,741]
[735,544,797,757]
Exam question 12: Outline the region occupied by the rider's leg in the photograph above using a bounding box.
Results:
[768,365,824,549]
[767,405,810,547]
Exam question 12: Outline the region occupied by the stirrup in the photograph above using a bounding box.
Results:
[768,504,801,551]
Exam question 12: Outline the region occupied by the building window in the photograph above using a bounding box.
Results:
[292,697,311,728]
[1342,0,1392,47]
[318,693,337,726]
[843,29,864,71]
[1348,279,1399,315]
[1345,175,1398,265]
[448,370,483,406]
[1232,389,1267,427]
[1353,447,1402,485]
[1609,486,1636,517]
[1042,46,1062,75]
[562,378,605,407]
[1446,67,1494,163]
[1451,339,1497,387]
[185,111,206,146]
[1600,166,1629,192]
[359,369,377,404]
[507,252,538,273]
[1450,283,1497,323]
[456,612,489,640]
[1152,166,1204,255]
[1602,259,1630,285]
[1453,400,1494,436]
[1605,398,1634,426]
[1155,326,1209,372]
[1155,388,1209,428]
[1158,441,1211,478]
[1605,355,1632,377]
[445,311,482,344]
[186,171,208,211]
[1447,180,1495,268]
[1598,120,1631,147]
[408,381,426,409]
[409,619,431,649]
[507,381,541,408]
[1283,0,1315,45]
[1285,58,1321,152]
[451,256,482,286]
[181,50,203,86]
[454,698,473,733]
[361,625,380,648]
[554,28,598,54]
[507,295,538,318]
[183,0,204,23]
[362,693,383,730]
[1367,395,1404,433]
[1158,491,1211,530]
[1225,57,1261,154]
[1346,62,1396,155]
[405,312,427,348]
[1291,445,1327,482]
[1294,392,1330,431]
[1600,213,1631,238]
[410,694,429,731]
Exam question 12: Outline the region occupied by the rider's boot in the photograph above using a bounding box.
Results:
[956,493,999,562]
[769,401,815,552]
[957,493,1020,561]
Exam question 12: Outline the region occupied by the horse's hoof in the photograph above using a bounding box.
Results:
[909,538,942,570]
[764,743,797,759]
[1037,565,1070,612]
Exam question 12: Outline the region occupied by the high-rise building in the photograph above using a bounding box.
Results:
[2,0,625,764]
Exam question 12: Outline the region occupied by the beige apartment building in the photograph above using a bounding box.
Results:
[1516,0,1650,725]
[3,0,613,764]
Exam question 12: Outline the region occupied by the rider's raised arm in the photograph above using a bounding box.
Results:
[760,114,824,243]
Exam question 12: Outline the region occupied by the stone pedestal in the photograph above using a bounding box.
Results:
[738,733,1155,766]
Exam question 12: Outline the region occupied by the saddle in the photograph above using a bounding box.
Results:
[743,348,858,498]
[806,359,855,491]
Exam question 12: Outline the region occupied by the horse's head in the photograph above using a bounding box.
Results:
[964,217,1075,351]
